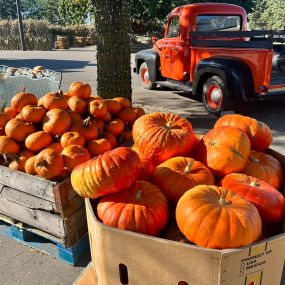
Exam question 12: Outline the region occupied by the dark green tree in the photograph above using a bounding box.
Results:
[0,0,17,19]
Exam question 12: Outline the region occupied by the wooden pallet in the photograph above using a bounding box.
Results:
[73,262,97,285]
[0,165,87,247]
[0,213,89,265]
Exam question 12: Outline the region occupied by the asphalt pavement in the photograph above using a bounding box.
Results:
[0,46,285,285]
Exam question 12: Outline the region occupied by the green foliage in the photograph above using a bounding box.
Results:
[0,0,17,19]
[249,0,285,30]
[58,0,94,25]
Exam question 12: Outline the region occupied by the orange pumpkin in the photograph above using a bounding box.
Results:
[117,107,136,122]
[0,136,20,154]
[60,132,85,148]
[133,107,145,119]
[61,145,90,170]
[97,181,169,236]
[153,157,215,204]
[42,109,71,136]
[45,142,63,153]
[69,82,91,100]
[25,131,52,152]
[42,90,68,110]
[9,150,35,172]
[5,118,36,142]
[68,96,87,114]
[87,138,112,157]
[196,126,251,177]
[67,110,82,124]
[34,149,64,179]
[70,118,98,142]
[71,147,141,198]
[11,90,37,112]
[214,114,272,151]
[25,155,37,175]
[57,167,70,180]
[88,100,107,119]
[92,119,105,135]
[102,112,112,123]
[138,158,156,182]
[105,119,124,136]
[242,151,283,190]
[21,105,46,123]
[4,107,18,119]
[120,130,132,143]
[176,185,262,249]
[104,99,121,114]
[133,112,196,164]
[113,97,131,108]
[0,108,10,130]
[102,132,117,149]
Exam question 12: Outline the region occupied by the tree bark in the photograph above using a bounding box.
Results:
[93,0,132,100]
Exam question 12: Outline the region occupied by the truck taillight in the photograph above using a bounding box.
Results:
[259,86,268,93]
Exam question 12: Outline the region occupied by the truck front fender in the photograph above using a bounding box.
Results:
[135,49,162,82]
[192,57,254,102]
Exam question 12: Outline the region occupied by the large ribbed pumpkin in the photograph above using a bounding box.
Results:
[242,151,283,190]
[133,112,196,164]
[97,181,169,236]
[214,114,272,151]
[221,173,285,223]
[196,126,251,177]
[153,157,215,204]
[176,185,262,249]
[71,147,141,198]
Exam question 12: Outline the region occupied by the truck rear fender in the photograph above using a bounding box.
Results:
[135,49,162,82]
[192,57,254,102]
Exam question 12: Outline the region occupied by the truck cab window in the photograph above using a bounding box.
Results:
[196,15,241,32]
[167,16,180,38]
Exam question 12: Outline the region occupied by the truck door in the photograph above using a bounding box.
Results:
[160,14,186,81]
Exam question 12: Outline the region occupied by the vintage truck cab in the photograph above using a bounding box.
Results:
[134,3,285,115]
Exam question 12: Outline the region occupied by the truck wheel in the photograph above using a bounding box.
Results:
[202,75,235,116]
[139,62,156,90]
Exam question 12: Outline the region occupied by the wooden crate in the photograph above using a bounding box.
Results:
[73,262,97,285]
[0,165,86,247]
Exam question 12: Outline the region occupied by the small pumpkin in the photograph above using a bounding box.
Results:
[196,126,251,177]
[60,132,85,148]
[71,147,141,198]
[0,105,10,129]
[221,173,285,224]
[25,131,52,152]
[88,100,107,119]
[214,114,272,151]
[5,118,36,142]
[42,90,68,110]
[105,119,124,136]
[113,97,131,108]
[97,181,169,236]
[11,90,37,112]
[68,96,87,114]
[42,109,71,136]
[176,185,262,249]
[69,82,91,100]
[61,145,90,170]
[70,117,98,142]
[102,132,117,149]
[117,107,136,123]
[242,151,283,190]
[87,138,112,157]
[21,105,46,123]
[0,136,20,154]
[104,99,121,114]
[119,130,132,143]
[9,150,35,172]
[154,157,215,204]
[25,155,37,175]
[133,112,196,164]
[34,149,64,179]
[102,112,112,123]
[67,110,82,124]
[133,107,145,119]
[45,142,63,153]
[4,107,18,119]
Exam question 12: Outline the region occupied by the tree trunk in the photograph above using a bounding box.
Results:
[93,0,132,100]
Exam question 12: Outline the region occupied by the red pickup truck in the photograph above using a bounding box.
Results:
[134,3,285,115]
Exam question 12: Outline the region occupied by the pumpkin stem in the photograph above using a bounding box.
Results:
[219,196,232,206]
[83,116,91,128]
[54,90,64,97]
[250,180,260,187]
[164,120,172,130]
[135,190,143,200]
[184,159,194,174]
[54,134,61,142]
[249,156,260,163]
[0,153,19,165]
[35,160,49,168]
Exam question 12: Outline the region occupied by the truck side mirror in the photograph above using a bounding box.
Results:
[151,36,158,44]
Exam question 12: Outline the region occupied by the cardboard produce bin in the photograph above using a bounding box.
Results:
[86,149,285,285]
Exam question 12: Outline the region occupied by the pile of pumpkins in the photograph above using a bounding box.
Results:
[71,112,285,249]
[0,82,144,180]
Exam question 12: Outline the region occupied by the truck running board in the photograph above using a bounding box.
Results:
[156,80,193,93]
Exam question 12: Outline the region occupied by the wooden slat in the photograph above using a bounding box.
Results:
[0,166,56,202]
[0,197,65,237]
[0,186,55,211]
